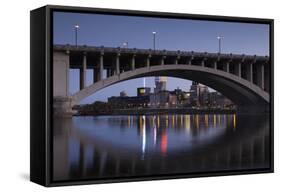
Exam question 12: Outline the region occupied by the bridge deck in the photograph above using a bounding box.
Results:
[53,44,269,61]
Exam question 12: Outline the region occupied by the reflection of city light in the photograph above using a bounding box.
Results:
[172,115,175,128]
[142,115,146,158]
[139,116,143,130]
[152,115,156,127]
[185,115,190,131]
[214,114,217,128]
[196,114,199,129]
[205,114,209,127]
[218,115,221,125]
[180,115,183,127]
[157,115,160,128]
[153,124,157,146]
[161,132,167,155]
[128,116,130,128]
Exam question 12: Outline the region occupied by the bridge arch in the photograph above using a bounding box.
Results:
[71,64,269,111]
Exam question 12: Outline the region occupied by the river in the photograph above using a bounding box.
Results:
[53,114,270,182]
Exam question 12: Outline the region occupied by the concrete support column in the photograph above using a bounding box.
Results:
[99,52,104,80]
[175,56,180,65]
[80,53,87,90]
[188,56,194,65]
[234,63,241,77]
[246,63,253,83]
[53,52,75,117]
[146,55,151,67]
[53,52,70,97]
[131,55,135,70]
[213,61,217,70]
[116,53,120,74]
[223,62,230,73]
[201,59,207,67]
[161,56,166,65]
[201,59,204,67]
[257,63,265,90]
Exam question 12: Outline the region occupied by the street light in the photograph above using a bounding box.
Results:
[74,24,79,46]
[217,36,223,53]
[152,31,157,50]
[122,42,128,48]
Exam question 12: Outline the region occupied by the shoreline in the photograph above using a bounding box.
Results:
[75,108,237,116]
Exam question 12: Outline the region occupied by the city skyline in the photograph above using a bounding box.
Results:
[53,11,269,104]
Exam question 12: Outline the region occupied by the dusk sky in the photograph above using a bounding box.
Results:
[53,11,269,104]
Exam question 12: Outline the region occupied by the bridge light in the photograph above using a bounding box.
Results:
[122,42,128,48]
[74,24,80,47]
[152,31,157,50]
[217,36,223,54]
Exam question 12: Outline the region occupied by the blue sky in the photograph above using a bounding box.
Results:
[53,11,269,104]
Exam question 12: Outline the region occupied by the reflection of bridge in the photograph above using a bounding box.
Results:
[53,115,269,180]
[53,44,270,117]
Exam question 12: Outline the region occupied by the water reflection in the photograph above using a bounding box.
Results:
[53,114,270,181]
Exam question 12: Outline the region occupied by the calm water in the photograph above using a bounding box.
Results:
[53,114,270,181]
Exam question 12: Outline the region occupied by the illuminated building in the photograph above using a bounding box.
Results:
[137,87,151,96]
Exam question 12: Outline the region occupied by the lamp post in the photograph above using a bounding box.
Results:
[152,31,157,50]
[217,36,223,53]
[74,24,79,46]
[122,42,128,48]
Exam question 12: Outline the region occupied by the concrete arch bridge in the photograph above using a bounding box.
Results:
[53,44,270,116]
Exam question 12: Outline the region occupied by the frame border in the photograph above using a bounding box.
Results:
[31,4,274,187]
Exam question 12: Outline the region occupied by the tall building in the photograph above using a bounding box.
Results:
[198,84,209,106]
[189,81,209,107]
[190,81,200,106]
[154,76,167,93]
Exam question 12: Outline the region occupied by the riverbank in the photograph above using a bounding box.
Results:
[75,108,236,116]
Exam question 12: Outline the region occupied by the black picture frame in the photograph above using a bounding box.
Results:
[30,5,274,187]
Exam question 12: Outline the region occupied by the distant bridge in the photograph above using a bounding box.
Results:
[53,44,270,116]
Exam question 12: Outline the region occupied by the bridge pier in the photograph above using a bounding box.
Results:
[53,52,76,117]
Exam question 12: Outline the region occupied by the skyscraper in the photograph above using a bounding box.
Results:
[190,81,209,106]
[154,76,167,93]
